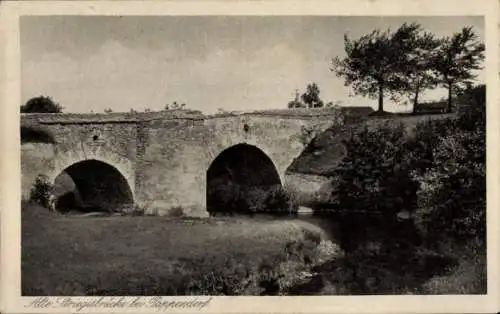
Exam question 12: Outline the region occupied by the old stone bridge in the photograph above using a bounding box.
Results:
[21,107,370,217]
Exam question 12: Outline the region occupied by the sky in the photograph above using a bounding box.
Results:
[21,16,485,114]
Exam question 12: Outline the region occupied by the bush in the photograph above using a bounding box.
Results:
[405,117,458,176]
[256,186,297,215]
[331,122,420,253]
[208,183,297,216]
[21,95,63,113]
[334,122,418,215]
[329,85,486,255]
[412,87,486,249]
[168,206,185,217]
[414,131,485,239]
[29,174,55,210]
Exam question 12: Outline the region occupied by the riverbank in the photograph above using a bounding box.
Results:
[22,202,484,295]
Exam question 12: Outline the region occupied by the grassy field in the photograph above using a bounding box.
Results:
[22,202,334,296]
[22,201,485,296]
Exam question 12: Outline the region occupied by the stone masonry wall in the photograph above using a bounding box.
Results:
[135,118,210,216]
[21,119,138,205]
[21,109,346,216]
[136,114,339,216]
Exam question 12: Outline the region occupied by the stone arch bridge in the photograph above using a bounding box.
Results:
[21,108,365,217]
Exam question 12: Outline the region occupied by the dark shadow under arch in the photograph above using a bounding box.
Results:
[207,144,288,215]
[54,159,133,213]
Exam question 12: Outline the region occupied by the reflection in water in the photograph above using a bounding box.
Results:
[288,251,458,295]
[270,214,458,295]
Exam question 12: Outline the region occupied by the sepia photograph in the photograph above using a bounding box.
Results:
[1,1,498,312]
[18,13,488,297]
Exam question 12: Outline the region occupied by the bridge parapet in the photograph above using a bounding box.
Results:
[21,110,206,125]
[205,107,373,120]
[21,106,374,125]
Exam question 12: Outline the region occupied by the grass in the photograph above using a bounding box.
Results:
[21,202,330,296]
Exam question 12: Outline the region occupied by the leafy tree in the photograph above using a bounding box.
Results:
[430,27,485,113]
[332,23,423,112]
[104,108,113,113]
[396,30,441,112]
[21,96,63,113]
[287,84,324,109]
[287,90,305,108]
[301,83,324,108]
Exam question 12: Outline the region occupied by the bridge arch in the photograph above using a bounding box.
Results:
[48,147,135,190]
[52,159,134,212]
[206,143,284,215]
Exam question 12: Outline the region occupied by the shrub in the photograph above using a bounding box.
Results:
[208,183,297,216]
[412,85,485,246]
[331,122,420,253]
[168,206,185,217]
[405,117,458,176]
[259,186,297,215]
[334,122,418,215]
[413,113,485,249]
[330,85,486,255]
[29,174,55,210]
